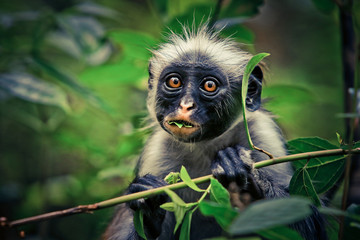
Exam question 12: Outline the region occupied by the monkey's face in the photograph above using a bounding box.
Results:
[154,64,242,142]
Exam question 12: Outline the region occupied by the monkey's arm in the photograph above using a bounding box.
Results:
[211,145,328,240]
[127,174,169,239]
[103,174,169,240]
[211,145,291,198]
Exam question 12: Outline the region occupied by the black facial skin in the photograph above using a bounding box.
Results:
[154,63,262,142]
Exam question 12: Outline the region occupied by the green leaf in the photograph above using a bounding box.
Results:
[161,202,197,213]
[173,206,187,233]
[163,189,188,233]
[32,54,110,112]
[0,73,70,112]
[241,53,270,149]
[180,166,205,192]
[229,197,312,235]
[319,207,349,217]
[164,189,186,207]
[160,202,176,212]
[210,178,231,207]
[164,172,181,184]
[179,211,193,240]
[289,168,321,206]
[79,60,147,84]
[287,137,346,194]
[169,121,192,128]
[199,201,238,229]
[169,121,184,129]
[336,132,344,146]
[257,226,303,240]
[134,210,147,240]
[288,137,340,168]
[80,30,158,84]
[319,205,360,222]
[307,160,345,194]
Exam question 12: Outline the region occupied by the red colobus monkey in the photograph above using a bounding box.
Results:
[103,25,326,240]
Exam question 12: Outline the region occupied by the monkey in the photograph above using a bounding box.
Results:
[103,25,327,240]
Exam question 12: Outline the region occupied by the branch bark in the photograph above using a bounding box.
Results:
[1,147,359,229]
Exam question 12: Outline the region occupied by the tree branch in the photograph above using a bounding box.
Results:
[1,147,359,228]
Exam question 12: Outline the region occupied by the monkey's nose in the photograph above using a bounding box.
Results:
[180,101,195,112]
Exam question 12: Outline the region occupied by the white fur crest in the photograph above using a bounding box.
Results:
[147,25,253,121]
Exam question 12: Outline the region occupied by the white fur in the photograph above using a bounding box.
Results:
[147,25,252,121]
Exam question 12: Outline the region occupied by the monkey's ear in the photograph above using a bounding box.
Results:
[246,66,263,112]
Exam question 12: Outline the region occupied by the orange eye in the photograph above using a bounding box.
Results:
[203,80,217,92]
[167,77,182,88]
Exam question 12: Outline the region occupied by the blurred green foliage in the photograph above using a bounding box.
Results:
[0,0,351,239]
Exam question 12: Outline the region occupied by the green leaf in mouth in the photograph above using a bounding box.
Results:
[168,121,193,129]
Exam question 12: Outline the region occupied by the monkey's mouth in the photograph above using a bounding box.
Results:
[168,120,195,128]
[163,118,200,139]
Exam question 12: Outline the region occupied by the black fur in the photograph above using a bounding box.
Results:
[127,174,168,239]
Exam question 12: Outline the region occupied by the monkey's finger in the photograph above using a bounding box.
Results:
[215,149,237,177]
[136,174,168,187]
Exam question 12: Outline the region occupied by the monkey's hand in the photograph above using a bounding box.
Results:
[211,145,253,189]
[212,145,291,200]
[127,174,168,239]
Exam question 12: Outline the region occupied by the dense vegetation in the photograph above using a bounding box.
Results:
[0,0,359,239]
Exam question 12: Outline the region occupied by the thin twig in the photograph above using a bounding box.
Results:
[253,145,274,159]
[5,204,98,228]
[1,175,213,228]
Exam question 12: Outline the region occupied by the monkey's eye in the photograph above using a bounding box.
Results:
[166,76,182,88]
[203,80,217,92]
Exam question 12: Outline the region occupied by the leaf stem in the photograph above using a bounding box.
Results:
[192,184,212,213]
[253,146,274,159]
[240,53,273,159]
